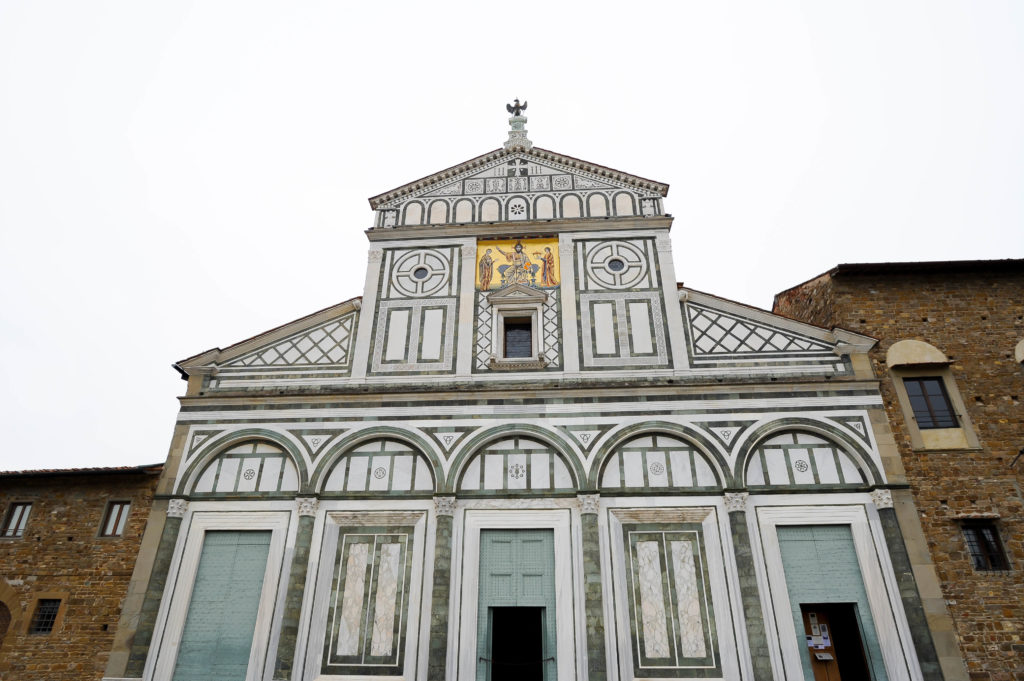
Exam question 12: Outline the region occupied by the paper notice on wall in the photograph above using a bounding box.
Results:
[820,623,831,647]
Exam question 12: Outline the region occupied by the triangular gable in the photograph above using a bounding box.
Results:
[368,147,669,228]
[486,282,549,304]
[680,289,875,369]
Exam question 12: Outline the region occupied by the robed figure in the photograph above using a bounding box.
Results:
[478,249,494,291]
[532,247,559,287]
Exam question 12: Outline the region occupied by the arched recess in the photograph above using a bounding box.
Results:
[446,425,582,494]
[480,198,501,222]
[506,195,529,221]
[178,430,307,496]
[534,195,555,219]
[453,199,474,223]
[590,422,729,490]
[560,194,583,219]
[310,427,441,494]
[402,201,424,226]
[0,600,10,652]
[735,420,881,490]
[320,438,435,495]
[0,581,21,651]
[613,192,636,216]
[428,200,449,225]
[587,193,609,217]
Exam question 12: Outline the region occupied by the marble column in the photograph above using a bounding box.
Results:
[724,493,772,681]
[872,489,944,681]
[125,498,187,677]
[578,494,607,681]
[428,496,456,681]
[273,497,318,680]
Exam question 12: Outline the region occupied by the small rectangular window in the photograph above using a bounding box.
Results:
[903,377,957,428]
[29,599,61,634]
[503,318,533,358]
[962,521,1010,571]
[2,502,31,538]
[100,501,131,537]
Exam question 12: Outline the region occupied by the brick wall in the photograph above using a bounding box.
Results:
[775,266,1024,680]
[0,468,160,681]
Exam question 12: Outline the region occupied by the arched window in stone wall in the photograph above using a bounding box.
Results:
[745,431,867,488]
[322,439,434,494]
[600,433,722,491]
[192,440,300,495]
[459,436,575,493]
[0,601,11,652]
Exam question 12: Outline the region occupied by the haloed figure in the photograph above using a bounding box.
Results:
[532,246,558,287]
[479,249,494,291]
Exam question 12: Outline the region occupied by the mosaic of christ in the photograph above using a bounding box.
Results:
[476,238,560,291]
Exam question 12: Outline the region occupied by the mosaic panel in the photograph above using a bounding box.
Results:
[745,431,867,488]
[192,441,299,495]
[458,436,575,493]
[476,238,559,292]
[622,523,720,676]
[323,439,435,494]
[601,434,721,491]
[322,526,414,675]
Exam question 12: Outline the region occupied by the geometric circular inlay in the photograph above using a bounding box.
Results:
[413,267,429,280]
[373,467,388,480]
[243,469,256,480]
[607,258,625,272]
[391,249,450,297]
[509,463,526,479]
[649,461,666,476]
[794,460,809,473]
[585,241,649,289]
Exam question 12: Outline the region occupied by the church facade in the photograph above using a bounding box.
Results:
[103,112,956,681]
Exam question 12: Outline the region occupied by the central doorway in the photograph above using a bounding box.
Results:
[476,529,556,681]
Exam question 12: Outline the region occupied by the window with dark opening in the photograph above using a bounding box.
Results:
[962,521,1010,571]
[2,502,31,538]
[29,599,60,634]
[503,318,533,358]
[903,377,957,428]
[100,501,131,537]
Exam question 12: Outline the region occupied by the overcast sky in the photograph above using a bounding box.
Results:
[1,1,1021,470]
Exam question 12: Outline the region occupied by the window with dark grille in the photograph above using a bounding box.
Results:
[903,377,957,428]
[2,502,31,538]
[100,501,131,537]
[503,318,533,358]
[28,599,61,634]
[962,521,1010,571]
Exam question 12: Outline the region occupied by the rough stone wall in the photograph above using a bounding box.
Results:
[0,470,159,680]
[773,271,837,329]
[777,268,1024,680]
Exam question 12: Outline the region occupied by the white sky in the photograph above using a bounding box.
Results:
[1,1,1021,470]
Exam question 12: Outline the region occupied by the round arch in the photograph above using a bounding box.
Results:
[733,418,883,488]
[310,427,441,494]
[0,581,22,647]
[444,424,583,494]
[589,421,731,489]
[177,429,308,496]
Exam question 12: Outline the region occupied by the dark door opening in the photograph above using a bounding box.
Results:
[800,603,872,681]
[488,606,544,681]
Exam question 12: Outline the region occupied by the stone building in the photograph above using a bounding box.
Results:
[0,463,162,680]
[103,111,961,681]
[774,259,1024,680]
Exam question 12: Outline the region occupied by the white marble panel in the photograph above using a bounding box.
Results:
[384,309,410,361]
[668,450,692,487]
[484,454,504,489]
[325,459,347,491]
[258,457,282,491]
[601,455,621,487]
[507,452,527,490]
[420,308,444,361]
[838,451,864,483]
[791,448,816,485]
[594,303,617,354]
[623,450,645,487]
[280,459,298,491]
[531,453,551,489]
[813,447,840,484]
[384,440,412,452]
[347,457,369,491]
[746,458,765,486]
[461,457,480,490]
[414,458,433,490]
[336,542,369,656]
[391,455,413,491]
[369,456,391,491]
[215,458,239,492]
[764,449,790,485]
[636,540,671,658]
[194,465,216,493]
[629,302,654,354]
[235,457,259,492]
[370,542,401,656]
[553,457,573,488]
[646,450,668,487]
[670,540,706,657]
[694,458,716,488]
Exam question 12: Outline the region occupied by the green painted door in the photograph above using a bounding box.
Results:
[777,525,889,681]
[172,530,272,681]
[476,529,556,681]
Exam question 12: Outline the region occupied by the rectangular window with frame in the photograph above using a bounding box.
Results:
[903,377,957,428]
[29,599,61,634]
[100,501,131,537]
[962,521,1010,571]
[2,502,31,538]
[503,317,533,358]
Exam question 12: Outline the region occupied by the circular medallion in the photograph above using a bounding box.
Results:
[649,462,666,476]
[794,460,809,473]
[413,267,429,280]
[585,241,648,289]
[391,249,450,297]
[373,467,387,480]
[243,469,256,481]
[509,463,526,479]
[607,258,625,272]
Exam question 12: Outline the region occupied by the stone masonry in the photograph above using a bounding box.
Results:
[774,260,1024,681]
[0,465,161,681]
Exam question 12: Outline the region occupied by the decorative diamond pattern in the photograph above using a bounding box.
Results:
[542,298,560,367]
[688,305,831,355]
[228,314,355,367]
[475,293,493,369]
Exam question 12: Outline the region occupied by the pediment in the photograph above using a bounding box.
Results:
[369,147,669,227]
[486,282,549,304]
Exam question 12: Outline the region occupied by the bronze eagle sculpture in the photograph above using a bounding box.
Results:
[506,98,527,116]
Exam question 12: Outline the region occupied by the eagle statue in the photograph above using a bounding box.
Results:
[506,98,527,116]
